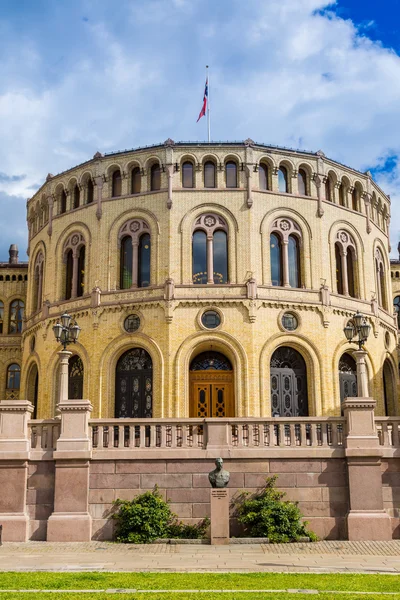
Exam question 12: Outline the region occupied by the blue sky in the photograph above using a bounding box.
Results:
[1,0,400,260]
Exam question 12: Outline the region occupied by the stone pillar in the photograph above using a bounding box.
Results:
[95,176,103,220]
[245,166,253,208]
[0,400,34,541]
[341,250,349,296]
[353,350,369,398]
[282,240,290,287]
[71,252,78,298]
[58,350,72,405]
[47,399,93,542]
[206,419,229,454]
[47,196,54,236]
[166,164,173,209]
[207,235,214,284]
[131,239,139,288]
[342,397,392,540]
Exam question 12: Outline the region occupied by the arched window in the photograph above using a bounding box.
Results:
[60,190,67,214]
[33,252,44,312]
[151,164,161,191]
[63,233,86,300]
[225,161,237,188]
[87,178,94,204]
[335,243,343,295]
[334,231,357,298]
[346,248,356,298]
[270,233,282,286]
[9,299,24,334]
[65,249,73,300]
[325,177,332,202]
[270,347,308,417]
[394,296,400,328]
[118,219,151,289]
[12,275,16,282]
[278,167,288,193]
[339,183,346,206]
[73,184,80,209]
[112,170,122,197]
[68,355,84,400]
[182,161,194,188]
[375,248,388,310]
[6,364,20,390]
[77,245,85,297]
[259,164,269,190]
[115,348,153,418]
[352,188,359,211]
[204,161,216,188]
[297,169,307,196]
[131,167,141,194]
[192,214,228,284]
[0,301,3,334]
[288,235,300,287]
[339,353,357,404]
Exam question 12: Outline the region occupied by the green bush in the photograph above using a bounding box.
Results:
[113,487,209,543]
[234,475,318,543]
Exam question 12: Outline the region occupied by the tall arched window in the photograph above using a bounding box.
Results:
[68,355,84,400]
[63,233,86,300]
[182,161,194,188]
[0,301,3,334]
[352,188,359,211]
[270,218,302,288]
[87,178,94,204]
[118,219,151,289]
[259,164,268,190]
[375,248,388,310]
[6,364,20,391]
[270,347,308,417]
[65,249,73,300]
[297,169,307,196]
[325,177,332,202]
[335,243,343,295]
[394,295,400,328]
[60,190,67,214]
[151,164,161,191]
[288,235,300,287]
[9,300,24,334]
[347,248,356,298]
[278,167,288,193]
[204,161,216,188]
[112,170,122,197]
[73,184,80,209]
[33,252,44,313]
[115,348,153,418]
[131,167,141,194]
[225,161,237,188]
[334,232,357,298]
[77,246,85,297]
[339,183,346,206]
[270,233,282,286]
[192,214,228,284]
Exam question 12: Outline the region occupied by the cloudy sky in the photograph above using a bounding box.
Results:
[1,0,400,260]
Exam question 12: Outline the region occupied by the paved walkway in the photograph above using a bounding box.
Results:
[1,541,400,573]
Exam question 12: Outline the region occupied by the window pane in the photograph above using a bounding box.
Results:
[352,190,358,211]
[278,168,287,193]
[288,235,300,287]
[9,300,24,334]
[87,179,94,204]
[182,162,194,188]
[298,170,306,196]
[60,191,67,214]
[325,178,331,201]
[335,244,343,294]
[213,230,228,284]
[7,364,20,389]
[65,250,73,300]
[339,184,346,206]
[120,236,132,289]
[138,233,151,288]
[204,162,215,188]
[347,250,355,298]
[259,164,268,190]
[112,170,122,197]
[131,168,141,194]
[192,230,207,284]
[394,296,400,328]
[74,185,80,209]
[77,246,85,297]
[151,165,161,191]
[226,161,237,188]
[270,233,282,286]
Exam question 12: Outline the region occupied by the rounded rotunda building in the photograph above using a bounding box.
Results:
[21,139,399,419]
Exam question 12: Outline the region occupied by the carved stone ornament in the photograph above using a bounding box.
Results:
[244,138,255,147]
[208,458,230,488]
[164,138,175,147]
[93,151,103,159]
[194,214,228,234]
[119,219,150,244]
[335,230,356,255]
[271,218,301,242]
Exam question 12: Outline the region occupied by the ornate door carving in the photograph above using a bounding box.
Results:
[339,353,357,403]
[270,347,308,417]
[189,352,234,417]
[115,348,153,418]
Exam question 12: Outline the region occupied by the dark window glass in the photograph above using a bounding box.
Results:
[380,266,387,310]
[270,233,282,286]
[9,300,24,334]
[87,179,94,204]
[131,167,141,194]
[138,233,151,288]
[288,235,300,287]
[259,164,268,190]
[204,161,216,188]
[335,244,343,295]
[60,190,67,214]
[213,230,228,284]
[65,250,73,300]
[347,249,356,298]
[192,230,207,284]
[394,296,400,328]
[339,184,346,206]
[151,164,161,191]
[325,178,332,202]
[112,170,122,197]
[352,189,358,211]
[298,169,307,196]
[278,167,288,193]
[124,314,140,333]
[7,364,20,389]
[73,184,80,209]
[120,236,132,289]
[226,161,237,188]
[182,162,194,188]
[0,301,3,334]
[68,355,84,400]
[282,313,298,331]
[201,310,221,329]
[77,245,85,297]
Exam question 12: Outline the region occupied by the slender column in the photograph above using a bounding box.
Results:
[166,164,173,209]
[341,250,349,296]
[364,195,372,233]
[71,252,78,298]
[47,196,54,236]
[58,350,72,406]
[353,350,369,398]
[207,234,214,284]
[95,176,103,220]
[245,166,253,208]
[282,240,290,287]
[131,238,139,288]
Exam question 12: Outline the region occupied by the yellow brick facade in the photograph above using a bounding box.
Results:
[1,140,398,418]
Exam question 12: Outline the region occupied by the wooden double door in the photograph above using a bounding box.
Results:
[190,371,234,418]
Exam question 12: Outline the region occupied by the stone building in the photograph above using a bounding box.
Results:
[1,139,399,418]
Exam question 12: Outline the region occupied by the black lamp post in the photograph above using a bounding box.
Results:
[53,312,81,350]
[343,312,371,397]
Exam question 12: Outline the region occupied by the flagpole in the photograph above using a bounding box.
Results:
[206,65,210,143]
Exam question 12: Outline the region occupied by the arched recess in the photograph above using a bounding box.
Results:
[26,361,39,419]
[69,354,84,400]
[179,205,239,285]
[374,240,390,311]
[270,346,308,417]
[115,348,153,418]
[383,357,396,416]
[54,223,92,302]
[118,219,151,289]
[296,162,313,196]
[328,221,366,300]
[338,352,357,405]
[175,331,248,418]
[189,351,234,418]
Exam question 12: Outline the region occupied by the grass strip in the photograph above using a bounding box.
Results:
[0,593,399,600]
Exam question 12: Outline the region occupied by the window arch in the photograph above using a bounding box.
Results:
[278,167,288,193]
[259,163,269,190]
[375,248,388,310]
[204,161,216,188]
[63,233,86,300]
[131,167,141,194]
[87,178,94,204]
[151,163,161,191]
[270,347,308,417]
[9,299,24,333]
[119,219,151,289]
[6,363,20,392]
[73,184,80,209]
[394,296,400,328]
[182,161,194,188]
[297,169,308,196]
[334,231,357,298]
[115,348,153,418]
[270,218,302,288]
[33,252,44,312]
[0,300,3,334]
[225,161,237,188]
[325,176,333,202]
[60,190,67,214]
[112,169,122,197]
[192,214,228,284]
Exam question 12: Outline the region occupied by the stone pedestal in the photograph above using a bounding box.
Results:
[210,489,229,545]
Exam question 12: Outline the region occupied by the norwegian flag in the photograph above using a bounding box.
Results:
[197,78,208,122]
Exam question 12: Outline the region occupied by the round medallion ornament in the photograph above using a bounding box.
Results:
[124,314,141,333]
[204,216,216,227]
[340,232,348,243]
[71,234,79,246]
[281,312,298,331]
[201,310,221,329]
[129,221,141,232]
[280,220,290,231]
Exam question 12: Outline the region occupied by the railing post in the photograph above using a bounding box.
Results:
[47,399,93,542]
[206,419,229,456]
[0,400,34,541]
[342,397,392,540]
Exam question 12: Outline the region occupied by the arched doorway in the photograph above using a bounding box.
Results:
[27,363,39,419]
[270,347,308,416]
[68,355,84,400]
[383,359,395,416]
[339,353,357,403]
[115,348,153,418]
[189,351,234,417]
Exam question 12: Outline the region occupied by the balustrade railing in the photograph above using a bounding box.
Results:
[29,420,61,450]
[375,418,400,448]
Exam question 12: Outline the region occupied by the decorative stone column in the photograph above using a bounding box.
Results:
[207,234,214,284]
[353,350,369,397]
[58,350,72,405]
[282,240,290,287]
[0,400,34,541]
[342,397,392,540]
